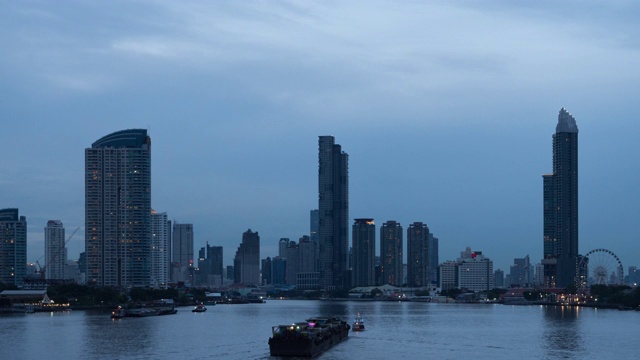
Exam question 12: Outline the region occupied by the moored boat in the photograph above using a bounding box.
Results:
[268,317,350,357]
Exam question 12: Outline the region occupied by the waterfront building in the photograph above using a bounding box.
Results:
[407,222,429,287]
[284,240,298,286]
[428,233,439,285]
[318,136,349,290]
[172,223,194,284]
[271,256,286,285]
[494,269,505,288]
[543,108,579,288]
[352,218,376,287]
[310,209,319,269]
[439,261,458,290]
[195,242,223,287]
[380,220,403,286]
[44,220,66,281]
[262,257,272,285]
[150,211,170,288]
[234,229,260,285]
[458,248,494,292]
[0,208,27,287]
[85,129,151,287]
[534,263,545,286]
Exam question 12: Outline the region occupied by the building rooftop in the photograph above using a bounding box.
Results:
[556,108,578,133]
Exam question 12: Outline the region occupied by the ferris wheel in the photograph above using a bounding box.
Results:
[577,248,624,288]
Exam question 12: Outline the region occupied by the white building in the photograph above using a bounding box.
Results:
[439,247,494,292]
[151,210,170,288]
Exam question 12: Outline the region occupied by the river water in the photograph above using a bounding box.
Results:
[0,300,637,359]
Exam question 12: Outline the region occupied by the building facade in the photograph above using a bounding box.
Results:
[172,223,194,284]
[0,208,27,287]
[407,222,429,287]
[234,229,260,285]
[150,211,170,288]
[44,220,66,280]
[352,218,375,287]
[380,220,403,286]
[543,108,579,288]
[318,136,349,290]
[85,129,151,287]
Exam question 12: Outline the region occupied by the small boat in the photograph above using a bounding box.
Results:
[111,306,127,319]
[352,313,365,331]
[192,303,207,313]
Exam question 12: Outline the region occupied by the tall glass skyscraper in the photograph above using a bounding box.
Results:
[407,222,429,287]
[318,136,349,290]
[44,220,66,280]
[352,218,375,287]
[0,208,27,287]
[150,210,170,288]
[543,108,579,288]
[234,229,260,285]
[85,129,151,287]
[380,220,403,286]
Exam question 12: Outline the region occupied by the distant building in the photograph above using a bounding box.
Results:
[85,129,151,287]
[310,209,319,264]
[271,256,286,285]
[297,235,319,289]
[284,240,299,286]
[627,266,639,286]
[428,233,439,285]
[44,220,66,281]
[172,223,194,284]
[407,222,429,287]
[234,229,260,285]
[494,269,505,288]
[543,108,579,288]
[509,255,531,287]
[261,257,272,285]
[439,247,494,292]
[195,242,223,288]
[0,208,27,287]
[352,218,375,287]
[534,263,545,286]
[439,261,458,291]
[318,136,349,290]
[278,238,289,258]
[380,220,403,286]
[150,211,170,288]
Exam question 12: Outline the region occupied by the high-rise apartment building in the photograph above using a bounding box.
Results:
[428,233,439,284]
[85,129,151,287]
[44,220,66,280]
[543,108,579,288]
[509,255,531,287]
[172,223,194,284]
[0,208,27,287]
[234,229,260,285]
[407,222,429,287]
[150,211,170,288]
[380,220,403,286]
[352,218,375,287]
[318,136,349,290]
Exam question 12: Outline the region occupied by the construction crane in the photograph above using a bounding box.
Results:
[36,226,80,280]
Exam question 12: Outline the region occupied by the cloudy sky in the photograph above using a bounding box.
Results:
[2,0,639,274]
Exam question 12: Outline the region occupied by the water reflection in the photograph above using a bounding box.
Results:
[542,306,585,359]
[83,311,156,359]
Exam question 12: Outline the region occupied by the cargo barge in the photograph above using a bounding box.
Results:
[268,317,350,357]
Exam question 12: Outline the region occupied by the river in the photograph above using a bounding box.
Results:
[0,300,637,359]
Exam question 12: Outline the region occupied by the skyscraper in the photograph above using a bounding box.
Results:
[407,222,429,287]
[0,208,27,287]
[85,129,151,287]
[380,220,403,286]
[44,220,66,280]
[172,223,194,284]
[234,229,260,285]
[150,210,170,288]
[318,136,349,290]
[352,218,375,287]
[543,108,579,288]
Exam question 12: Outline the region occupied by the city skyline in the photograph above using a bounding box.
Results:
[2,2,640,274]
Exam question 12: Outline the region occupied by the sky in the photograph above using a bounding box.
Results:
[2,0,639,275]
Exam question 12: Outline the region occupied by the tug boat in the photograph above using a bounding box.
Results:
[268,317,350,357]
[192,303,207,313]
[352,313,365,331]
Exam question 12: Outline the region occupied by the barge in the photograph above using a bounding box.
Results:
[268,317,350,357]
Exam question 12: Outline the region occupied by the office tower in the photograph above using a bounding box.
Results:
[509,255,531,287]
[543,108,579,288]
[234,229,260,285]
[380,220,403,286]
[0,208,27,287]
[284,240,299,285]
[262,257,272,285]
[494,269,505,288]
[85,129,151,287]
[318,136,349,290]
[457,248,494,291]
[352,219,375,287]
[439,261,458,290]
[195,242,223,287]
[210,246,223,277]
[151,210,170,288]
[44,220,66,280]
[271,257,286,285]
[407,222,429,287]
[172,223,194,283]
[310,209,319,267]
[428,233,439,284]
[298,235,316,273]
[278,238,289,258]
